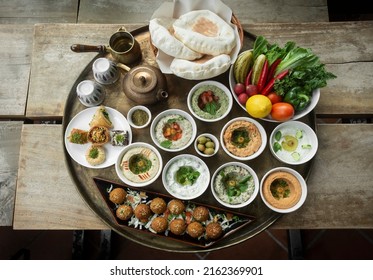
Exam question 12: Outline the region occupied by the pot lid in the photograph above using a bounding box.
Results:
[128,66,157,94]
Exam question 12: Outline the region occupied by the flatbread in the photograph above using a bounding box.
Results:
[170,54,231,80]
[173,10,236,56]
[149,17,203,60]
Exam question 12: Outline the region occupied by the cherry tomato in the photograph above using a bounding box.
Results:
[267,92,282,104]
[271,102,295,121]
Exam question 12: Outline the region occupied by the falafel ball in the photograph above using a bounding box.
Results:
[192,206,209,222]
[168,199,185,215]
[169,218,187,235]
[186,221,205,238]
[109,188,127,204]
[134,203,152,222]
[116,204,133,221]
[150,216,168,233]
[150,197,167,214]
[205,222,223,240]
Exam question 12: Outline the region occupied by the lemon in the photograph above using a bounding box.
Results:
[245,95,272,118]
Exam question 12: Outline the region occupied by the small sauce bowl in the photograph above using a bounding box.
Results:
[127,105,152,129]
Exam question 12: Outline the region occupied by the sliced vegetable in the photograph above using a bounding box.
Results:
[251,54,266,86]
[261,69,289,96]
[257,59,269,93]
[266,58,281,83]
[302,144,312,149]
[244,68,253,87]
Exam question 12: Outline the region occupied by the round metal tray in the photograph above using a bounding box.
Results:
[62,26,316,253]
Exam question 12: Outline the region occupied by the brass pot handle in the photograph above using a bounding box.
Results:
[70,44,106,54]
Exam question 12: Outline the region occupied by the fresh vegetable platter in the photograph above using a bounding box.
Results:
[230,36,336,122]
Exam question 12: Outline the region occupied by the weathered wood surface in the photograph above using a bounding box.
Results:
[26,23,143,119]
[13,124,107,230]
[0,0,78,24]
[0,121,23,226]
[0,25,33,117]
[26,22,373,119]
[78,0,329,24]
[13,123,373,229]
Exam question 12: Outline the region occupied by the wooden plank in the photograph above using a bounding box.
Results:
[0,0,78,24]
[26,22,372,119]
[0,121,23,226]
[78,0,329,24]
[274,123,373,229]
[13,124,107,230]
[26,23,143,119]
[0,25,33,117]
[13,123,373,229]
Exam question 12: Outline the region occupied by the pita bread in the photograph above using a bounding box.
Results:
[170,54,231,80]
[173,10,236,56]
[149,17,203,60]
[89,105,113,128]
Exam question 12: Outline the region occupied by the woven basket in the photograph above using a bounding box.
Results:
[150,13,244,57]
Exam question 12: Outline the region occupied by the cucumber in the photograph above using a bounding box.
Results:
[251,54,266,85]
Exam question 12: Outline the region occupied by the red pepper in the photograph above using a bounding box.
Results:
[261,69,289,96]
[257,59,269,93]
[266,58,282,83]
[244,68,253,87]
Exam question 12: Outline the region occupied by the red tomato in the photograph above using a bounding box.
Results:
[267,92,282,104]
[271,102,295,121]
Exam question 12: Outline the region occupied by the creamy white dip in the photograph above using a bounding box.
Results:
[155,114,193,150]
[213,165,255,205]
[164,156,209,199]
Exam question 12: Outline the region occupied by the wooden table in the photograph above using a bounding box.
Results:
[11,21,373,246]
[0,0,331,228]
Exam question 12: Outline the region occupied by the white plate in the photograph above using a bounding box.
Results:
[64,106,132,169]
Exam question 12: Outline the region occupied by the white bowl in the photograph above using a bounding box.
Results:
[187,80,233,122]
[260,167,307,213]
[127,105,152,129]
[115,142,162,187]
[194,133,219,157]
[211,162,259,208]
[269,121,318,165]
[150,109,197,152]
[228,63,320,122]
[220,117,267,160]
[162,154,210,200]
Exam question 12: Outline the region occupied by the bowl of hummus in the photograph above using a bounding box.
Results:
[270,121,318,165]
[150,109,197,152]
[162,154,210,200]
[220,117,267,160]
[115,142,162,187]
[187,80,233,122]
[211,162,259,208]
[260,167,307,213]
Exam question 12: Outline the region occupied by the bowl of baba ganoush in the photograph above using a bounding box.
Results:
[211,162,259,208]
[187,80,233,122]
[150,109,197,152]
[115,142,162,187]
[260,167,307,213]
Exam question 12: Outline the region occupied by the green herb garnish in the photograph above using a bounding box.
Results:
[89,147,99,159]
[129,154,152,174]
[160,140,172,148]
[175,166,200,186]
[231,128,250,148]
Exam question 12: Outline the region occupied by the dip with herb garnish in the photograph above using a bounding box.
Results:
[120,146,160,183]
[222,119,262,157]
[262,171,302,209]
[190,84,229,120]
[213,164,256,205]
[154,114,193,150]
